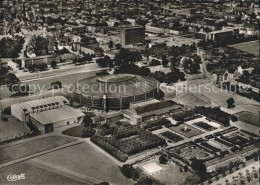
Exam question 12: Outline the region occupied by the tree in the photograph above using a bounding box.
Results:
[51,81,62,89]
[115,43,122,50]
[241,70,250,80]
[190,158,207,181]
[183,165,188,172]
[183,175,201,185]
[231,115,238,122]
[136,176,154,185]
[162,55,168,67]
[6,73,20,84]
[116,121,123,126]
[51,60,57,69]
[120,164,138,179]
[96,55,113,68]
[159,156,168,164]
[82,127,96,138]
[108,41,114,49]
[227,98,235,108]
[82,115,93,127]
[9,84,29,95]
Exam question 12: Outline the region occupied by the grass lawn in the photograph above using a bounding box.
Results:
[0,136,76,165]
[234,111,259,126]
[62,125,85,138]
[169,124,204,138]
[37,142,135,185]
[173,92,212,107]
[230,40,259,56]
[0,162,86,185]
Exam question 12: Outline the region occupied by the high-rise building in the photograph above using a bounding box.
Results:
[120,26,145,46]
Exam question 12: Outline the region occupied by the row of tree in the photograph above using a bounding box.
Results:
[0,36,25,58]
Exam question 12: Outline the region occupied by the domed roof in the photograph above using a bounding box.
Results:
[75,74,158,98]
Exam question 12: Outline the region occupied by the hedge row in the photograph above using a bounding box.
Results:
[91,135,128,162]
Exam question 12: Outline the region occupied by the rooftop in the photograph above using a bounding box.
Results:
[135,100,179,115]
[30,106,84,125]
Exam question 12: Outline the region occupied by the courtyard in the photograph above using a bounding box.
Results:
[169,124,204,138]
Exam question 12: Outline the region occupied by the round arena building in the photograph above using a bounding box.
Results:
[73,74,163,110]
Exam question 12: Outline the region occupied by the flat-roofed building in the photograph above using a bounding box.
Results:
[30,106,84,134]
[122,100,183,125]
[11,96,84,134]
[120,26,145,46]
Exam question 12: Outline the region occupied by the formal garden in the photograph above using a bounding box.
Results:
[91,124,167,162]
[169,124,204,138]
[160,131,184,143]
[193,121,217,131]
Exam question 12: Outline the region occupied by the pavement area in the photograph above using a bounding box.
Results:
[212,161,259,185]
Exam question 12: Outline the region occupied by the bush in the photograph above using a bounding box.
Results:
[120,164,140,180]
[143,118,171,129]
[0,36,25,58]
[159,156,168,164]
[161,131,183,142]
[82,127,96,138]
[150,59,160,66]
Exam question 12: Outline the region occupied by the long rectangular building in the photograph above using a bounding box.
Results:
[11,96,84,134]
[122,100,183,125]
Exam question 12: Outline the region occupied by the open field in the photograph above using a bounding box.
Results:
[169,124,204,138]
[173,92,212,107]
[37,142,134,185]
[0,116,31,142]
[0,162,86,185]
[229,40,259,56]
[234,111,259,126]
[0,136,76,165]
[196,83,260,115]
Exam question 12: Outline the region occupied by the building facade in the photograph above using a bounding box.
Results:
[74,74,162,111]
[120,26,145,46]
